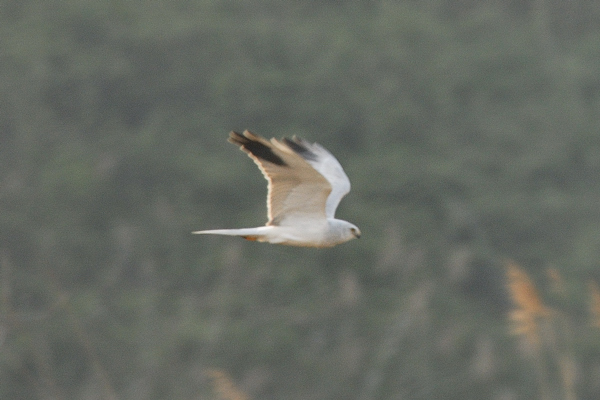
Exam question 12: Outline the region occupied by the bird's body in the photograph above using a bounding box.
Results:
[193,130,360,247]
[197,218,355,247]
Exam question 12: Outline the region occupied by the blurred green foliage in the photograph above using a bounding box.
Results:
[2,0,600,399]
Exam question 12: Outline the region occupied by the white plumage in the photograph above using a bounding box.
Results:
[193,130,360,247]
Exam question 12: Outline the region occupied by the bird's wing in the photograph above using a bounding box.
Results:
[281,136,350,218]
[228,130,332,226]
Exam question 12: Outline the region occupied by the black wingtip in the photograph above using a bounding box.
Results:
[283,137,318,161]
[228,130,287,166]
[228,131,245,146]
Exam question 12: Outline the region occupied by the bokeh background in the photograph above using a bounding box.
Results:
[3,1,600,399]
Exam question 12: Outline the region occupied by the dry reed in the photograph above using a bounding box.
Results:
[589,281,600,329]
[206,369,249,400]
[506,261,551,346]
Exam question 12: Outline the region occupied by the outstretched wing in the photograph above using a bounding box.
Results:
[228,130,332,225]
[281,137,351,218]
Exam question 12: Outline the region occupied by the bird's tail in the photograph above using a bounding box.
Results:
[192,228,267,241]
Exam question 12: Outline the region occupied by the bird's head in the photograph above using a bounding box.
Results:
[349,224,361,239]
[328,219,361,244]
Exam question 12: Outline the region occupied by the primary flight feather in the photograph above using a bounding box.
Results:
[193,130,360,247]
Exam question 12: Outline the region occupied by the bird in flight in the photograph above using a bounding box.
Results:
[193,130,360,247]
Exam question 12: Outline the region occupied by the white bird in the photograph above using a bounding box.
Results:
[193,130,360,247]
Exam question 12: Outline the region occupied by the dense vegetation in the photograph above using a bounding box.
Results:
[2,1,600,399]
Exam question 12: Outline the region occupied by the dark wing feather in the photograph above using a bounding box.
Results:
[228,130,331,225]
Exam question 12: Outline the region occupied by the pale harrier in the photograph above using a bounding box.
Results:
[193,130,360,247]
